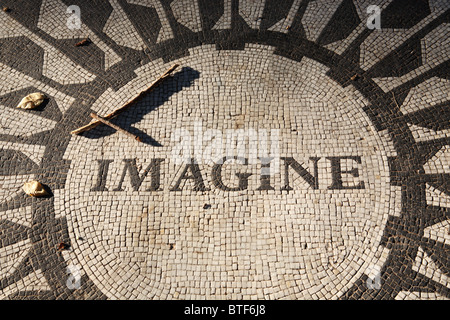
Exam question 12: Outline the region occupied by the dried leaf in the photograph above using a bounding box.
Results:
[17,92,46,110]
[57,242,70,251]
[23,180,49,197]
[75,38,90,47]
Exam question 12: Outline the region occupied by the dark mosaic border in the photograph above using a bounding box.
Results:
[0,0,448,299]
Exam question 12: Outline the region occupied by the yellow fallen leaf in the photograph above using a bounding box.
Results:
[23,180,49,197]
[17,93,46,110]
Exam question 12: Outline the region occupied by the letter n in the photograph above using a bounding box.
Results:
[281,157,320,191]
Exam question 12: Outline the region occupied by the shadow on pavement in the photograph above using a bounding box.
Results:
[83,66,201,146]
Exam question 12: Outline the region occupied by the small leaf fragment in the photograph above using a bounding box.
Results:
[57,242,70,251]
[75,38,91,47]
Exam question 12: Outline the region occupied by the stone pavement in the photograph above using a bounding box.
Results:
[0,0,448,300]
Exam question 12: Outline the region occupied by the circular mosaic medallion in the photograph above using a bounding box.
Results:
[57,46,399,299]
[0,0,449,300]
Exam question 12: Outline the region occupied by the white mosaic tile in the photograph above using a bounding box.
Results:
[325,0,394,54]
[426,184,450,208]
[0,63,76,114]
[373,23,450,92]
[395,291,449,300]
[424,145,450,175]
[268,0,302,33]
[104,0,146,50]
[0,269,50,299]
[0,104,57,137]
[412,246,449,289]
[212,0,232,30]
[239,0,266,29]
[171,0,203,32]
[0,206,33,228]
[38,0,122,70]
[423,220,450,247]
[128,0,174,43]
[301,0,343,42]
[0,11,96,84]
[409,124,450,143]
[0,239,32,280]
[360,6,450,71]
[401,77,450,115]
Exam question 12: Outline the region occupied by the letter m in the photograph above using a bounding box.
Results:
[114,158,164,191]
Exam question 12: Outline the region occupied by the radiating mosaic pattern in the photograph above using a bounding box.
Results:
[0,0,448,300]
